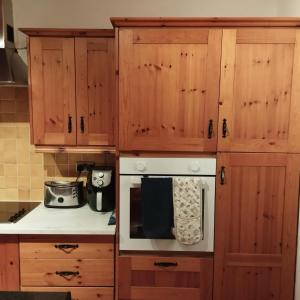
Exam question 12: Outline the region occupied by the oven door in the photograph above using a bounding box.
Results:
[119,175,215,252]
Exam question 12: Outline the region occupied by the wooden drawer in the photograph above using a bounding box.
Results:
[119,255,213,300]
[21,258,113,287]
[20,235,114,259]
[21,287,113,300]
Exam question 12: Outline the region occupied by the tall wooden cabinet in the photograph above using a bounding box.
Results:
[118,28,222,152]
[214,153,299,300]
[113,18,300,300]
[22,29,115,148]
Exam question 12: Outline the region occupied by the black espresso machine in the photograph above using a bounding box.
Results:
[86,166,115,212]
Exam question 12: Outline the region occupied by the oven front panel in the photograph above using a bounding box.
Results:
[119,175,215,252]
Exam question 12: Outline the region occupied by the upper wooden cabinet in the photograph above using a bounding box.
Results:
[118,28,222,152]
[218,28,300,153]
[23,29,115,148]
[214,153,300,300]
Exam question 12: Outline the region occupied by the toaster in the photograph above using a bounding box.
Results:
[44,181,85,208]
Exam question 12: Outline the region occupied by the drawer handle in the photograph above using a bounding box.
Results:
[55,271,79,281]
[154,262,178,267]
[54,244,79,254]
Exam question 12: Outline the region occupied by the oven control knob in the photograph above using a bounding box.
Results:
[136,161,146,172]
[189,162,200,173]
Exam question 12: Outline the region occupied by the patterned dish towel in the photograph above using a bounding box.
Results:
[172,177,203,245]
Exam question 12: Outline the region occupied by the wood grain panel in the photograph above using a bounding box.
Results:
[214,153,300,300]
[118,256,212,300]
[119,28,221,151]
[236,28,296,44]
[218,28,300,152]
[75,37,115,146]
[0,235,19,291]
[20,241,113,259]
[131,287,200,300]
[21,287,113,300]
[20,259,113,287]
[132,28,209,44]
[29,37,76,145]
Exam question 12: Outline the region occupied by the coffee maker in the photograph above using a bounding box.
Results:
[86,166,115,212]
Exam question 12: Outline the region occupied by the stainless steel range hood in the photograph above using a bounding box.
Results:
[0,0,27,87]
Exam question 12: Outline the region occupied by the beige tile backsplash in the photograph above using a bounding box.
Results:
[0,87,114,201]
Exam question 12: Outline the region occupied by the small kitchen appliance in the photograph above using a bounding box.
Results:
[44,181,85,208]
[86,166,115,212]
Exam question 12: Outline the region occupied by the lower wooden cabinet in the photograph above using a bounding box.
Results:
[118,255,213,300]
[19,235,114,300]
[0,235,20,291]
[214,153,300,300]
[21,287,113,300]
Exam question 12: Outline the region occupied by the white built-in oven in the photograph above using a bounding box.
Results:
[119,157,216,252]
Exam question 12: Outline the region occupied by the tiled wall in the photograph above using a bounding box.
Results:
[0,87,114,201]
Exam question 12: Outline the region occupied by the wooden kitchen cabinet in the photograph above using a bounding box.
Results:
[22,29,115,149]
[118,28,222,152]
[0,235,20,291]
[118,255,213,300]
[19,235,114,300]
[218,28,300,153]
[214,153,300,300]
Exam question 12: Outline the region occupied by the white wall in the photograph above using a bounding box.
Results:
[12,0,282,54]
[277,0,300,15]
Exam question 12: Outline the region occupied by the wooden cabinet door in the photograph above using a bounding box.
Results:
[214,153,300,300]
[119,256,213,300]
[29,37,76,145]
[119,28,222,151]
[218,29,300,152]
[0,235,19,291]
[75,38,115,146]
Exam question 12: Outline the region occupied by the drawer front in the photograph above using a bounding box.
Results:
[21,287,113,300]
[21,259,113,287]
[119,256,213,300]
[20,236,114,259]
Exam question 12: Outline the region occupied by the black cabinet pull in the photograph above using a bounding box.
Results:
[154,262,178,267]
[208,119,213,139]
[220,166,225,185]
[55,271,79,280]
[68,116,72,133]
[54,244,79,254]
[222,118,228,138]
[80,116,85,133]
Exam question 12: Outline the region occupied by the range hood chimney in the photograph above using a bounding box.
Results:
[0,0,27,87]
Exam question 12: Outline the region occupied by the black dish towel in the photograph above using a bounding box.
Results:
[141,177,173,239]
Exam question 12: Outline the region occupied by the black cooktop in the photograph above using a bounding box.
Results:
[0,202,40,223]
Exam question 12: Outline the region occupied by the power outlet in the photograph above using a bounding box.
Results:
[76,161,95,172]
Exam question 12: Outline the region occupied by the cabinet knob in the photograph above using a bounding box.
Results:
[68,116,72,133]
[80,116,85,133]
[208,119,213,139]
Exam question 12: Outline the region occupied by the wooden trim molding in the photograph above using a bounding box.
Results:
[34,145,116,154]
[110,17,300,27]
[19,28,115,37]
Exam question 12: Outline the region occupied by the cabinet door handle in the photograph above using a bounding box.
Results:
[154,262,178,267]
[222,118,228,138]
[80,116,85,133]
[220,166,225,185]
[55,271,79,281]
[208,119,213,139]
[68,116,72,133]
[54,244,79,254]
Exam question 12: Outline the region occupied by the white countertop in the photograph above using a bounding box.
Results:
[0,203,116,235]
